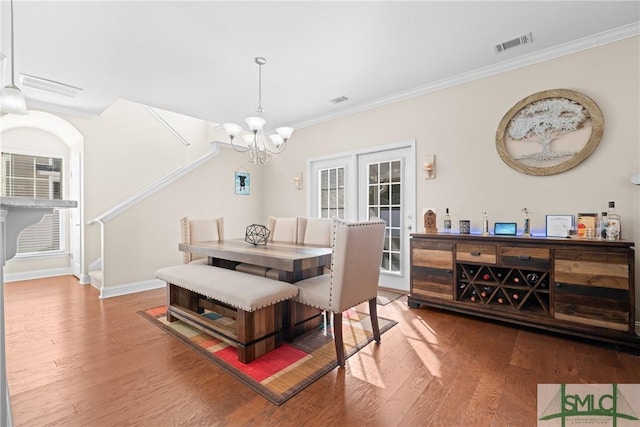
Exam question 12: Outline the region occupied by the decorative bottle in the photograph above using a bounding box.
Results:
[482,211,489,236]
[444,208,452,231]
[606,202,621,240]
[598,212,608,240]
[522,208,531,237]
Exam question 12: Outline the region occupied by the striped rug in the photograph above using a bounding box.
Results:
[139,306,397,405]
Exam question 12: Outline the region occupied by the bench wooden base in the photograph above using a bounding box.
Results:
[167,284,284,363]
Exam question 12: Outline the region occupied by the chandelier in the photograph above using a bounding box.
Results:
[223,57,294,165]
[0,0,28,114]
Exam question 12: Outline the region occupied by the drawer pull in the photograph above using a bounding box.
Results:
[470,251,481,256]
[517,255,531,260]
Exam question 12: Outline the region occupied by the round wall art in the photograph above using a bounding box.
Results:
[495,89,604,176]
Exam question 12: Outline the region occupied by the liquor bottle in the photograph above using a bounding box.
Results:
[444,208,452,231]
[606,202,621,240]
[598,212,608,240]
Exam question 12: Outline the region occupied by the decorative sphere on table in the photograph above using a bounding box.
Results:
[245,224,270,246]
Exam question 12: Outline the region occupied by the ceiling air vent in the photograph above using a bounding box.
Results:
[493,32,533,54]
[329,95,350,104]
[19,73,83,97]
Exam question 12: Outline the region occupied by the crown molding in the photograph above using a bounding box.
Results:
[293,22,640,130]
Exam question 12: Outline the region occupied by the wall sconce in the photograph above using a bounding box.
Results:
[423,155,435,179]
[293,172,303,190]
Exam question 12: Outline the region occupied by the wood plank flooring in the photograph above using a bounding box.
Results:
[4,275,639,426]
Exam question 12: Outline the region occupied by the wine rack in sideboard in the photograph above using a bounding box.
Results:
[408,233,639,351]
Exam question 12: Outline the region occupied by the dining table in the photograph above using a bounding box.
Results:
[178,239,333,340]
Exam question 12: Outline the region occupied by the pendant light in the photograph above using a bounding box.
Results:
[0,0,28,114]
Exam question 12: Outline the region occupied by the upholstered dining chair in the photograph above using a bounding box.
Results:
[267,216,299,243]
[297,217,332,246]
[180,216,224,264]
[293,217,386,368]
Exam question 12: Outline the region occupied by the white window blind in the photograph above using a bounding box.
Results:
[2,152,63,254]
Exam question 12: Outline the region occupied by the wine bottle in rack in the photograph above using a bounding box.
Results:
[512,290,525,301]
[513,276,521,284]
[526,272,538,285]
[480,286,492,298]
[482,273,491,281]
[469,289,478,302]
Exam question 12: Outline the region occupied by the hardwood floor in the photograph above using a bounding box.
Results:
[4,276,639,426]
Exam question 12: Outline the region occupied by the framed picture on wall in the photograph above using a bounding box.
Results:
[235,172,250,195]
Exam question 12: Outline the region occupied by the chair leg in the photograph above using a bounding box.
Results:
[333,312,345,368]
[368,298,381,343]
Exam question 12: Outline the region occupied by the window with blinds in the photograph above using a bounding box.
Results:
[2,152,63,254]
[319,166,345,219]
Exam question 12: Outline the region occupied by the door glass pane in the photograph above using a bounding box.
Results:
[368,164,378,184]
[367,159,402,273]
[318,166,345,219]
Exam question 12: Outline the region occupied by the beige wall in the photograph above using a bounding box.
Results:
[105,147,265,287]
[263,37,640,318]
[60,99,225,275]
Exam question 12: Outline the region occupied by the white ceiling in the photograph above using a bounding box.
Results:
[1,1,638,134]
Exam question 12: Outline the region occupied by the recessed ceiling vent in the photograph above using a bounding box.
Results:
[329,95,350,104]
[19,73,83,97]
[493,32,533,54]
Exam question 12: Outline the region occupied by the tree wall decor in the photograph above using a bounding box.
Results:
[495,89,604,176]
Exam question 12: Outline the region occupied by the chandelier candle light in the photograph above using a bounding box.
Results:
[223,57,294,165]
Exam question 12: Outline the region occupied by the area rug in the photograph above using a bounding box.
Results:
[376,289,405,306]
[139,306,397,405]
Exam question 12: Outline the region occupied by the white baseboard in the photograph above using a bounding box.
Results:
[99,278,165,299]
[4,267,73,282]
[78,274,91,285]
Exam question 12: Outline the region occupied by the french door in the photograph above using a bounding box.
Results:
[309,142,415,292]
[357,146,414,291]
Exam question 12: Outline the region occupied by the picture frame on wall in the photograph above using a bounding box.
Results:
[235,172,250,195]
[546,214,574,237]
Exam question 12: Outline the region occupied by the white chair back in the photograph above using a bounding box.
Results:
[180,217,224,263]
[329,218,386,312]
[298,217,332,246]
[267,216,299,243]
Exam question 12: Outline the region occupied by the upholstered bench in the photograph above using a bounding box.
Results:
[155,263,299,363]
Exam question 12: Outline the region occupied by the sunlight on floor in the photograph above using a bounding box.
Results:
[408,315,442,379]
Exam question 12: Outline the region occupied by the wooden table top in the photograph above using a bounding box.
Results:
[178,239,332,272]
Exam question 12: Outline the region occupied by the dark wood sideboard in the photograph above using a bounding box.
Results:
[409,233,640,351]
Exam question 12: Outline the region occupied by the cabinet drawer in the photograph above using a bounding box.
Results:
[555,250,629,290]
[412,267,453,300]
[499,246,549,269]
[456,243,496,264]
[412,241,453,269]
[554,283,630,331]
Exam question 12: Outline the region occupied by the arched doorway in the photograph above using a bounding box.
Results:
[0,112,85,282]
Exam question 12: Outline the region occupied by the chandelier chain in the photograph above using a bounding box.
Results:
[256,58,264,117]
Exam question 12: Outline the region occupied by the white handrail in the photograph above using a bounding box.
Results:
[88,142,223,224]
